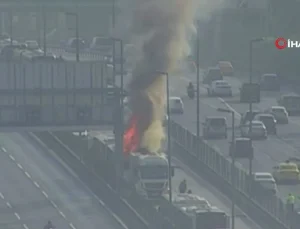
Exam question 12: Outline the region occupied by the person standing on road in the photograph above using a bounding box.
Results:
[286,193,295,212]
[179,179,187,193]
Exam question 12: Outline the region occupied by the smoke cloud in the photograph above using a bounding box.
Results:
[128,0,196,153]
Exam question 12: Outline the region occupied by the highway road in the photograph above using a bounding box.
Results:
[0,132,126,229]
[168,68,300,204]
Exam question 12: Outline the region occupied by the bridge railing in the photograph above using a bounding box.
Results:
[169,119,300,229]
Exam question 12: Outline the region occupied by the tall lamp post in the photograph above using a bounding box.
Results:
[42,6,47,56]
[249,37,274,177]
[110,38,124,193]
[9,10,13,45]
[156,71,172,203]
[66,12,79,62]
[112,0,116,29]
[196,20,200,157]
[217,108,235,229]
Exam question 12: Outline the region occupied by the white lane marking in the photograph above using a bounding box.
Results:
[23,224,29,229]
[42,191,48,198]
[6,202,12,208]
[218,97,241,118]
[46,132,130,229]
[69,223,76,229]
[50,200,57,209]
[17,163,23,170]
[0,192,4,199]
[59,211,66,218]
[24,172,31,179]
[14,212,20,220]
[34,181,40,188]
[1,147,7,152]
[9,155,15,161]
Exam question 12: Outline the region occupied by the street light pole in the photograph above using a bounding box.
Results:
[231,110,235,229]
[166,72,172,203]
[156,71,172,202]
[217,107,235,229]
[112,0,116,29]
[9,10,13,45]
[111,38,124,193]
[249,41,253,178]
[42,6,47,56]
[196,20,200,157]
[75,13,79,62]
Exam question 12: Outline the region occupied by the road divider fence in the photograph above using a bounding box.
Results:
[48,47,104,60]
[169,119,300,229]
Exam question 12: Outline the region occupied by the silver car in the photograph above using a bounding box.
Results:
[266,106,288,124]
[240,121,267,139]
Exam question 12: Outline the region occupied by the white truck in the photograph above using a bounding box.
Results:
[87,131,173,199]
[124,151,173,198]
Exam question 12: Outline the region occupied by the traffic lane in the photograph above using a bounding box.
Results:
[221,94,300,157]
[174,96,300,202]
[0,132,124,229]
[172,96,271,172]
[0,146,69,229]
[0,193,23,229]
[198,98,300,202]
[170,72,242,98]
[171,157,262,229]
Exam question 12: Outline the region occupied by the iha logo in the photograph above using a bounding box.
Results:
[275,38,300,49]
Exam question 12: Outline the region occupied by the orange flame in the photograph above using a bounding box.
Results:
[123,115,139,156]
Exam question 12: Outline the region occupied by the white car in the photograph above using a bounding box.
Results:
[25,40,39,50]
[253,172,277,194]
[240,120,267,139]
[168,97,184,114]
[266,106,288,124]
[208,80,232,97]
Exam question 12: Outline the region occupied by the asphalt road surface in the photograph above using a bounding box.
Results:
[169,68,300,205]
[0,132,126,229]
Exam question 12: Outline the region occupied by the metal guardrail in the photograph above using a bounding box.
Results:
[169,119,300,229]
[48,47,104,60]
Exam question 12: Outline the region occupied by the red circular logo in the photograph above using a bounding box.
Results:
[275,38,287,49]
